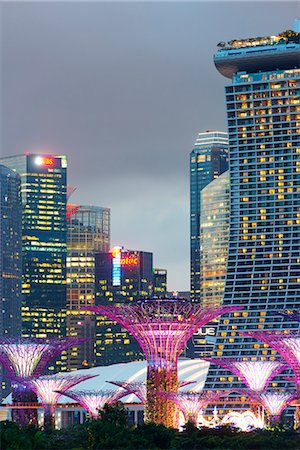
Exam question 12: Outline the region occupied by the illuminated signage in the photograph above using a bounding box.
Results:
[120,256,139,266]
[112,246,121,286]
[35,156,55,166]
[194,327,216,337]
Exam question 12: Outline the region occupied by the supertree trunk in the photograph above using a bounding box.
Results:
[146,363,178,428]
[43,404,55,429]
[11,383,38,426]
[268,414,281,427]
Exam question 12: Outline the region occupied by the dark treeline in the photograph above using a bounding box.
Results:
[1,404,299,450]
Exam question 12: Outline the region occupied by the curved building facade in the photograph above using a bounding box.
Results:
[206,24,300,391]
[200,170,229,308]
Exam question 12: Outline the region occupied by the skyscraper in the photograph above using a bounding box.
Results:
[153,268,167,297]
[0,154,67,343]
[190,131,228,302]
[0,164,22,400]
[94,247,153,365]
[206,23,300,391]
[188,171,230,358]
[66,204,110,370]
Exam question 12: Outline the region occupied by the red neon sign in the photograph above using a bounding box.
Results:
[43,157,54,166]
[121,256,139,266]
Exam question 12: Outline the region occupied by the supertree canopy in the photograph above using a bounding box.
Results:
[254,392,296,425]
[28,374,96,428]
[0,337,87,426]
[0,337,87,380]
[240,331,300,391]
[86,298,241,428]
[58,389,128,419]
[206,358,287,392]
[160,391,231,426]
[108,380,194,404]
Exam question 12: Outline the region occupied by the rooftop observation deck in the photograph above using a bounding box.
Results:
[214,31,300,79]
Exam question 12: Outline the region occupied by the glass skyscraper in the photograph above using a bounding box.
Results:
[0,154,67,342]
[66,204,110,370]
[188,171,230,358]
[0,164,22,400]
[190,131,228,302]
[206,24,300,391]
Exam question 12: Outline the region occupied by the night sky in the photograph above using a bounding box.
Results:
[1,2,298,290]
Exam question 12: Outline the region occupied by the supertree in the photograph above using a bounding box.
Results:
[58,389,128,419]
[251,392,297,426]
[85,298,241,428]
[159,390,231,427]
[0,337,87,425]
[240,331,300,391]
[108,380,194,404]
[28,374,96,428]
[206,358,287,392]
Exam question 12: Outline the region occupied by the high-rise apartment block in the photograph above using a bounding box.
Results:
[0,154,67,344]
[153,268,167,297]
[190,131,228,302]
[206,23,300,391]
[66,204,110,370]
[94,247,154,365]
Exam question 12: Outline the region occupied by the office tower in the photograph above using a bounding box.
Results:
[66,204,110,370]
[206,23,300,391]
[94,247,153,365]
[190,131,228,302]
[0,154,67,346]
[188,171,230,358]
[0,164,22,400]
[153,268,167,297]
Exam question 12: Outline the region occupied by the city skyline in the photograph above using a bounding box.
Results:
[1,2,298,290]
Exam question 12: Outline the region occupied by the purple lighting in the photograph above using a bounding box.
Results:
[86,298,241,428]
[255,392,296,426]
[273,310,300,323]
[207,358,287,392]
[29,374,95,428]
[59,390,127,419]
[108,380,194,404]
[240,331,300,391]
[161,391,230,426]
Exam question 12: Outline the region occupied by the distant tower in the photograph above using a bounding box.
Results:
[0,154,67,344]
[66,204,110,369]
[0,164,22,400]
[190,131,228,302]
[206,24,300,393]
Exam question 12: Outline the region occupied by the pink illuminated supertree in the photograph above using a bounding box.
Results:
[85,298,241,428]
[206,358,287,392]
[108,380,194,404]
[252,392,297,426]
[28,374,96,428]
[240,331,300,391]
[160,391,231,426]
[273,310,300,323]
[58,390,128,419]
[0,337,87,426]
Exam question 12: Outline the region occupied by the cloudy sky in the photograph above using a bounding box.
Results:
[1,1,299,290]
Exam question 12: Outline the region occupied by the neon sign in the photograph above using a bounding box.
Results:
[112,246,121,286]
[121,256,139,266]
[35,156,54,166]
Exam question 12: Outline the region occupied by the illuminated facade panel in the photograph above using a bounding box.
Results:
[0,154,67,340]
[94,248,153,365]
[206,24,300,394]
[66,204,110,370]
[190,131,228,302]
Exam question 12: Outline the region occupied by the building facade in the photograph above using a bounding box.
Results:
[66,204,110,370]
[206,24,300,391]
[0,154,67,347]
[0,164,22,400]
[153,268,167,297]
[188,171,230,358]
[190,131,228,302]
[94,247,153,365]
